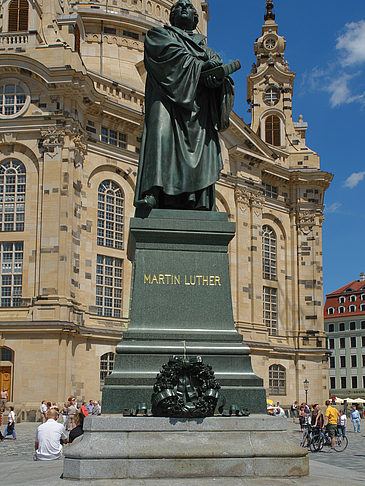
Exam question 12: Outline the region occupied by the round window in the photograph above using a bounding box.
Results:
[0,79,30,119]
[264,37,277,50]
[264,87,280,106]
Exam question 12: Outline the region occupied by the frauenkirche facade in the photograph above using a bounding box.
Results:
[0,0,332,415]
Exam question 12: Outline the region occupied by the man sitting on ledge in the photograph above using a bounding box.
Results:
[34,409,67,461]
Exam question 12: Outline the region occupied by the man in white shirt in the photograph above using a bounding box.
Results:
[34,409,67,460]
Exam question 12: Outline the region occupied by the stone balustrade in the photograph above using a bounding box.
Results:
[0,31,42,48]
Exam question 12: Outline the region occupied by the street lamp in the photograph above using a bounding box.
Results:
[303,379,309,404]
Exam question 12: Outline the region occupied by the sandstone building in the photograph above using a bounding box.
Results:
[0,0,332,415]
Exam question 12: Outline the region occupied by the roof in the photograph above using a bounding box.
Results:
[326,279,365,297]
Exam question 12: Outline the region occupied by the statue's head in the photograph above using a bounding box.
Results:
[170,0,199,31]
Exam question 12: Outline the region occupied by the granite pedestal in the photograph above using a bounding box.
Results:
[102,210,266,414]
[63,415,308,481]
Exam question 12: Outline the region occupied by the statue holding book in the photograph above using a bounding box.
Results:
[134,0,240,211]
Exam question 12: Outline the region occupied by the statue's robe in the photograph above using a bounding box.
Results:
[134,24,234,210]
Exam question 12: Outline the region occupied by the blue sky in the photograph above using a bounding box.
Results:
[207,0,365,297]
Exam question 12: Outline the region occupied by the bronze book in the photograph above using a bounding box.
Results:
[200,59,241,81]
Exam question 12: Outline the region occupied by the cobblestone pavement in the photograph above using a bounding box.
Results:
[0,420,364,485]
[289,420,365,475]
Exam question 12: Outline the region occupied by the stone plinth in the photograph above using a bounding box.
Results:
[102,210,266,414]
[63,415,308,481]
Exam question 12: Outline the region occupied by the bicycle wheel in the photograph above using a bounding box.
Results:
[334,436,348,452]
[310,434,322,452]
[300,430,309,448]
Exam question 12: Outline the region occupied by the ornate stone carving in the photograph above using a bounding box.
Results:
[250,191,265,209]
[67,126,87,156]
[0,132,16,144]
[39,127,65,152]
[297,210,317,234]
[235,186,265,216]
[234,186,250,206]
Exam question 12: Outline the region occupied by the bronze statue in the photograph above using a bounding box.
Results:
[134,0,238,211]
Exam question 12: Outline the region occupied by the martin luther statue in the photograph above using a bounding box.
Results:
[134,0,236,211]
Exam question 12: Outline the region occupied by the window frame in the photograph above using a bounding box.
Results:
[97,180,124,250]
[262,225,277,280]
[265,114,281,146]
[0,78,30,120]
[8,0,29,33]
[263,286,278,336]
[269,364,286,396]
[99,351,115,389]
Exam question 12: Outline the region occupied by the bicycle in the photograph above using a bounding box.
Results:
[311,426,348,452]
[299,424,313,449]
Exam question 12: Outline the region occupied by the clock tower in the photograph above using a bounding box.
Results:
[247,1,319,170]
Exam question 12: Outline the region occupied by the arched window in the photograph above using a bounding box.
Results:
[97,180,124,249]
[100,352,115,389]
[338,306,345,314]
[349,305,356,313]
[0,159,26,232]
[262,225,276,280]
[350,295,356,302]
[339,296,346,303]
[327,307,334,315]
[265,115,281,146]
[360,303,365,312]
[361,294,365,301]
[8,0,29,32]
[1,346,14,362]
[269,364,286,395]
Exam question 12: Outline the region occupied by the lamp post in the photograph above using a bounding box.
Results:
[304,379,309,404]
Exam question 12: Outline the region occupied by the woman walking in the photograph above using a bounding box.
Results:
[2,406,16,440]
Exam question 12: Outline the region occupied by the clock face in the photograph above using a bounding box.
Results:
[264,87,280,106]
[265,37,276,50]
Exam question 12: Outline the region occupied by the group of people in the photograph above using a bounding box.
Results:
[40,398,101,430]
[294,400,362,450]
[34,397,101,460]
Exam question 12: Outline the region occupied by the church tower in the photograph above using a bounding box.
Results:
[247,1,319,171]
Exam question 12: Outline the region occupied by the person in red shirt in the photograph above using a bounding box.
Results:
[80,401,88,417]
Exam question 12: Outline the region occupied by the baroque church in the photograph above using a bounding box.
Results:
[0,0,332,415]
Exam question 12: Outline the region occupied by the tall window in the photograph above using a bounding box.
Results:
[97,180,124,249]
[262,225,276,280]
[265,115,280,146]
[263,286,278,336]
[100,352,114,389]
[0,241,23,307]
[0,159,26,232]
[74,25,81,54]
[96,255,122,318]
[269,364,286,395]
[330,377,336,389]
[8,0,29,32]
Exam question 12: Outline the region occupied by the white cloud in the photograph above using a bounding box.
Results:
[301,20,365,108]
[337,20,365,67]
[344,171,365,189]
[325,202,342,213]
[327,72,365,107]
